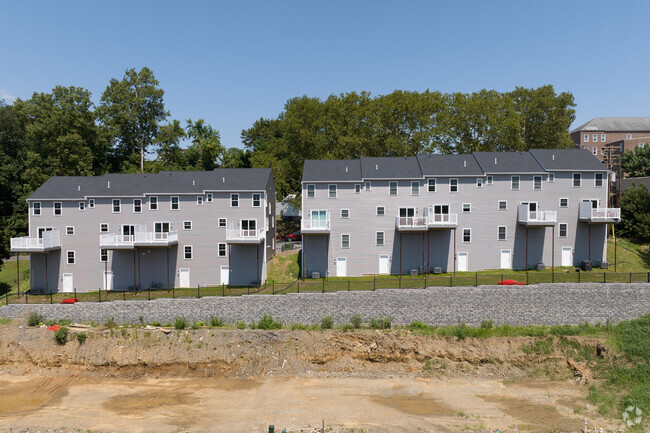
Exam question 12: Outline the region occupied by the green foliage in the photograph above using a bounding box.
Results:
[27,312,44,326]
[350,314,363,329]
[621,145,650,178]
[521,338,553,355]
[174,317,188,330]
[617,184,650,243]
[256,314,281,330]
[320,315,333,329]
[191,321,202,330]
[76,332,87,344]
[209,316,224,327]
[54,326,69,345]
[104,317,117,329]
[480,319,494,329]
[59,319,71,326]
[369,317,392,330]
[236,321,246,330]
[615,314,650,361]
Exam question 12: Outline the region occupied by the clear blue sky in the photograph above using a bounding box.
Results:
[1,1,649,149]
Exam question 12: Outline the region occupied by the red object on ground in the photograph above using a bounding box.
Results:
[61,298,78,304]
[498,279,519,285]
[47,324,59,331]
[516,281,527,285]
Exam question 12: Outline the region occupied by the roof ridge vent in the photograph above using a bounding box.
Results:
[375,164,379,170]
[192,180,195,186]
[107,180,110,189]
[552,154,555,160]
[464,160,467,167]
[222,177,225,183]
[345,166,348,172]
[77,185,80,191]
[494,157,497,165]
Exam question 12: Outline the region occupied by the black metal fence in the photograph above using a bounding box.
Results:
[2,271,649,306]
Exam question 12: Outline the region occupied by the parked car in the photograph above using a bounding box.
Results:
[284,231,302,242]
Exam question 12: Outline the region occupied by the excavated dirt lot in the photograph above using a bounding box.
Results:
[0,324,619,432]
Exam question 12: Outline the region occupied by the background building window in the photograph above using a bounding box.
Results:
[100,223,109,232]
[171,196,179,210]
[218,218,227,227]
[79,202,85,211]
[355,184,361,193]
[341,209,349,218]
[112,200,120,213]
[54,202,62,215]
[534,176,542,190]
[450,179,458,192]
[197,196,204,205]
[511,176,519,190]
[231,194,239,207]
[252,193,261,207]
[149,196,158,210]
[184,221,192,230]
[376,206,384,215]
[498,200,507,210]
[595,173,604,187]
[33,202,41,215]
[462,203,471,212]
[66,226,75,235]
[428,178,436,191]
[560,198,568,207]
[573,173,581,187]
[307,184,315,198]
[329,184,337,198]
[100,249,108,262]
[67,251,75,264]
[133,199,142,213]
[218,243,227,257]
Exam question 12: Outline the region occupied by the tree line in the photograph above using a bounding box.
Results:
[0,66,580,264]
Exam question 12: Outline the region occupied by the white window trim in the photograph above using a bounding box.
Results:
[133,199,142,213]
[476,178,483,188]
[33,202,41,216]
[112,199,120,214]
[593,134,598,142]
[365,181,371,191]
[306,184,315,198]
[601,134,606,142]
[218,242,227,257]
[449,178,458,193]
[340,209,350,219]
[584,134,589,142]
[486,176,493,185]
[149,196,158,211]
[67,250,76,265]
[218,218,227,227]
[230,193,239,207]
[511,176,520,191]
[328,184,337,199]
[171,196,180,210]
[462,203,471,213]
[206,193,213,202]
[533,175,542,191]
[100,249,108,263]
[498,200,507,211]
[411,181,420,196]
[375,231,385,246]
[355,184,361,194]
[389,181,398,196]
[462,228,471,243]
[548,173,555,182]
[627,134,632,139]
[559,223,568,238]
[428,178,436,192]
[572,173,582,188]
[594,173,604,188]
[183,221,192,231]
[497,226,507,241]
[197,196,204,206]
[376,206,385,216]
[559,197,569,208]
[341,234,350,249]
[100,223,109,233]
[66,226,75,236]
[184,245,193,260]
[252,193,261,207]
[54,202,62,216]
[88,199,95,208]
[79,201,85,211]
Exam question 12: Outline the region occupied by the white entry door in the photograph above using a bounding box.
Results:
[378,254,390,274]
[103,271,113,291]
[62,273,73,293]
[220,266,229,285]
[336,257,348,277]
[562,247,573,267]
[500,249,511,269]
[457,252,468,272]
[179,268,190,287]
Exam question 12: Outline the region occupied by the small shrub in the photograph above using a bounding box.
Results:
[370,317,393,330]
[256,314,281,330]
[76,332,87,344]
[422,359,432,371]
[59,319,71,326]
[350,314,363,329]
[521,338,553,355]
[236,321,246,330]
[151,321,161,327]
[54,326,69,345]
[44,319,57,326]
[209,316,224,327]
[0,317,12,325]
[480,319,494,329]
[291,323,309,330]
[174,317,188,330]
[121,327,128,337]
[451,323,470,341]
[104,317,117,329]
[339,323,354,332]
[321,315,333,330]
[191,321,201,330]
[408,321,428,330]
[27,312,44,327]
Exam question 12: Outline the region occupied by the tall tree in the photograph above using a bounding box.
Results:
[185,119,225,171]
[153,119,187,170]
[620,145,650,177]
[618,184,650,243]
[97,67,168,172]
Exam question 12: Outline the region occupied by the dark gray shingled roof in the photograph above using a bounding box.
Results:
[416,154,483,176]
[529,149,607,171]
[302,159,362,182]
[473,151,545,174]
[571,117,650,133]
[360,156,421,179]
[28,168,273,200]
[621,176,650,192]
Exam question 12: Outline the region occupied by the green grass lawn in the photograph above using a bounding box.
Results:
[0,258,29,296]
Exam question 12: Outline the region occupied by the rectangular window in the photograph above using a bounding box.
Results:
[389,181,398,195]
[595,173,604,187]
[548,173,555,182]
[88,199,95,208]
[54,202,62,215]
[252,193,261,207]
[149,196,158,210]
[511,176,520,190]
[627,134,632,139]
[206,193,213,202]
[365,181,371,191]
[376,231,384,246]
[218,243,227,257]
[497,226,507,240]
[231,194,239,207]
[486,176,493,185]
[559,198,569,207]
[355,184,361,194]
[183,221,192,230]
[33,202,41,215]
[593,147,597,155]
[67,250,75,265]
[450,178,458,192]
[133,199,142,213]
[341,234,350,248]
[66,226,75,236]
[100,249,108,263]
[328,184,337,198]
[340,209,349,219]
[428,178,436,192]
[197,196,203,206]
[476,178,483,188]
[584,134,589,142]
[79,201,85,211]
[462,228,471,243]
[498,200,507,211]
[462,203,471,212]
[583,146,589,151]
[376,206,385,216]
[307,184,315,198]
[593,134,598,142]
[573,173,581,187]
[601,134,606,142]
[184,245,193,260]
[171,196,179,210]
[218,218,227,227]
[411,181,419,196]
[112,199,120,213]
[534,175,542,190]
[559,223,568,237]
[100,223,109,232]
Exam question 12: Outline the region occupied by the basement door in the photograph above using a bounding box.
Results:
[562,247,573,267]
[336,257,348,277]
[62,273,73,293]
[220,266,229,285]
[457,252,468,272]
[500,249,511,269]
[179,268,190,287]
[378,254,390,274]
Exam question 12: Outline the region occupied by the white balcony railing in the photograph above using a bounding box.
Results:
[301,218,331,231]
[525,210,557,223]
[579,202,621,222]
[11,230,61,251]
[99,231,178,247]
[591,208,620,219]
[226,222,265,242]
[395,216,428,229]
[428,213,458,226]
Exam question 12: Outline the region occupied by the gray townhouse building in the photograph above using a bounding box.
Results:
[10,169,276,292]
[301,149,619,277]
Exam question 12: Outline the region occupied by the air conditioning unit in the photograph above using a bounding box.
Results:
[311,272,320,279]
[600,262,609,269]
[433,267,442,274]
[409,269,418,276]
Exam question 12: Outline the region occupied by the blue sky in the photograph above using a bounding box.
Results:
[1,1,649,149]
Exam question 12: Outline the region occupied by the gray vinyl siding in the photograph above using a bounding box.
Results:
[302,171,609,276]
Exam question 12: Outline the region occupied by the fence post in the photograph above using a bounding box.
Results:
[450,275,453,287]
[50,288,53,304]
[26,292,28,304]
[630,272,632,283]
[526,273,529,285]
[373,276,376,291]
[348,280,350,291]
[147,288,150,301]
[604,272,606,284]
[173,285,175,299]
[198,285,201,299]
[297,282,300,293]
[647,272,649,283]
[399,276,402,289]
[322,278,325,293]
[475,272,478,287]
[223,284,225,297]
[424,275,427,289]
[123,289,126,301]
[4,294,7,306]
[98,287,101,303]
[272,281,275,295]
[74,287,77,301]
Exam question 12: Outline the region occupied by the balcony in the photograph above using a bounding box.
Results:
[517,205,557,226]
[395,216,428,231]
[301,217,331,234]
[10,230,61,253]
[427,213,458,229]
[226,223,265,244]
[99,231,179,249]
[579,203,621,224]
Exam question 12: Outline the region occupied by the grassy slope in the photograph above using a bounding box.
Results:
[0,259,29,295]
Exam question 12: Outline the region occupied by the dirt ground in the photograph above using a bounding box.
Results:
[0,324,619,433]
